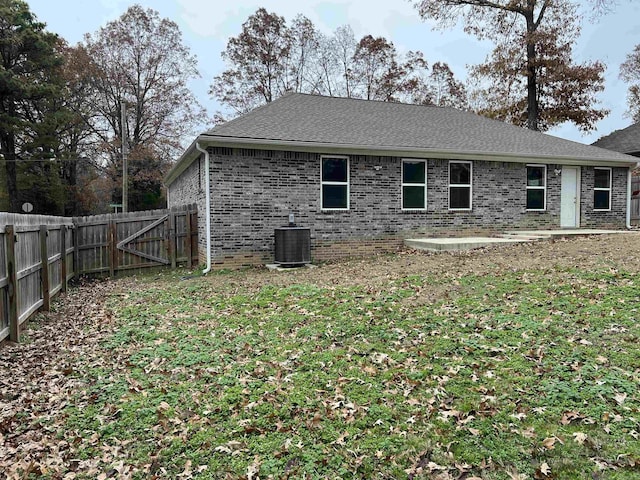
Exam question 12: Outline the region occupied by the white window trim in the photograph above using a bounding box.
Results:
[320,155,350,211]
[526,164,547,211]
[401,159,427,211]
[448,160,473,211]
[593,167,612,211]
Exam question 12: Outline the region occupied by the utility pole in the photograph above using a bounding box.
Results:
[121,101,128,213]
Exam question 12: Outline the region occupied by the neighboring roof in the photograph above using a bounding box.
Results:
[592,122,640,156]
[167,93,638,185]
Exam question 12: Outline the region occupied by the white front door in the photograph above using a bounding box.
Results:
[560,166,580,228]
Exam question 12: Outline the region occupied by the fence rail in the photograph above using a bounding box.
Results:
[0,204,197,343]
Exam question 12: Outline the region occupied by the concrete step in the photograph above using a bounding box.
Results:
[504,229,631,238]
[405,237,529,252]
[498,233,550,241]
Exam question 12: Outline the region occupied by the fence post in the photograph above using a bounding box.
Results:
[72,223,79,280]
[39,225,50,311]
[6,225,19,343]
[169,210,177,269]
[60,225,67,293]
[109,220,117,277]
[185,211,193,270]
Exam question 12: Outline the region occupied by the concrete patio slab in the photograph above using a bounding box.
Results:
[406,229,637,252]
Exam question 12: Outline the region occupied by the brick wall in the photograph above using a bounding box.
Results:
[166,157,207,264]
[169,148,630,268]
[580,167,628,228]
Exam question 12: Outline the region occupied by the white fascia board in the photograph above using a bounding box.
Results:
[164,138,201,186]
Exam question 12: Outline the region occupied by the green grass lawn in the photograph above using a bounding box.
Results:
[63,264,640,479]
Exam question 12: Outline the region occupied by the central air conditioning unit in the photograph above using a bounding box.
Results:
[274,214,311,267]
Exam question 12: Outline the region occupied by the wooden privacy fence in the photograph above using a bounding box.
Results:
[0,204,197,343]
[74,205,197,276]
[0,214,74,344]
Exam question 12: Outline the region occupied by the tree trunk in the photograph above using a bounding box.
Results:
[2,134,20,212]
[525,13,539,131]
[63,157,77,216]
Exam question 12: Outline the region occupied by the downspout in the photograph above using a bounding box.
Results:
[627,167,632,230]
[195,142,212,274]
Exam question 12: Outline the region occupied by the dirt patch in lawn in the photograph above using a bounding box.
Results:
[199,233,640,293]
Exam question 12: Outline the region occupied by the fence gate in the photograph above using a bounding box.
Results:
[116,213,171,266]
[74,205,198,276]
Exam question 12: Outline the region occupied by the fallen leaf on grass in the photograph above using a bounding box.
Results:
[427,461,447,472]
[573,432,587,444]
[333,431,349,446]
[614,392,627,405]
[561,411,583,425]
[247,456,261,480]
[539,462,551,476]
[177,460,192,478]
[507,468,527,480]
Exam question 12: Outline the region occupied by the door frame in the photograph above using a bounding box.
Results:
[560,166,581,228]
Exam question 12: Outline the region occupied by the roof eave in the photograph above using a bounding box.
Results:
[164,137,203,186]
[214,136,639,166]
[165,135,637,186]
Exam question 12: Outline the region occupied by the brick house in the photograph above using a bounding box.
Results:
[165,93,639,269]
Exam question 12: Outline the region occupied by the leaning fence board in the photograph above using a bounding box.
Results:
[0,204,197,344]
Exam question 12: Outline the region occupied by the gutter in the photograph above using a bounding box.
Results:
[626,168,631,229]
[629,164,640,229]
[195,142,212,274]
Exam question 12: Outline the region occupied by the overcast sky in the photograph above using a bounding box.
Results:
[28,0,640,147]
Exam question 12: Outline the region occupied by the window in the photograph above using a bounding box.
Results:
[402,160,427,210]
[593,167,611,211]
[526,165,546,211]
[449,161,472,210]
[321,156,349,209]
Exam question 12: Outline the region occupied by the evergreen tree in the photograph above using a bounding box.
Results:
[0,0,65,212]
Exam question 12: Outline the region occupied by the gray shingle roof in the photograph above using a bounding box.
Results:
[592,122,640,156]
[204,93,635,163]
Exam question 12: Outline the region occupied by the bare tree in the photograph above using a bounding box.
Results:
[211,9,467,118]
[620,44,640,122]
[81,5,205,210]
[210,8,290,115]
[284,15,323,94]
